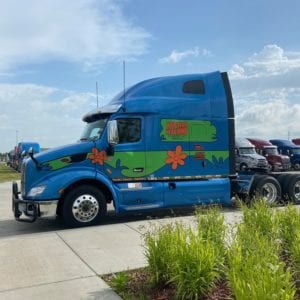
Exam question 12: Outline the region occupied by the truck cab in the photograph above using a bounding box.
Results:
[292,138,300,146]
[12,71,300,226]
[270,139,300,170]
[247,138,290,171]
[235,138,268,171]
[16,142,41,172]
[12,71,236,226]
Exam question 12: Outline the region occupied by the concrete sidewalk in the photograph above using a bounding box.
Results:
[0,181,242,299]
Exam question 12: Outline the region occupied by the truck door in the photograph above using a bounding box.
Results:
[106,117,146,180]
[104,116,164,211]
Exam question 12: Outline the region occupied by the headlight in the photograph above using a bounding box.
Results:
[28,185,46,197]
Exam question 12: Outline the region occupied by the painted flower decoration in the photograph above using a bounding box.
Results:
[165,145,187,170]
[88,148,107,165]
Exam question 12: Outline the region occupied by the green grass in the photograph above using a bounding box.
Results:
[0,163,20,183]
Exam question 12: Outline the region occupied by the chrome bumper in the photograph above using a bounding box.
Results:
[12,181,58,223]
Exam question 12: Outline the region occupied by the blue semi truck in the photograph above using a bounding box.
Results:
[12,71,300,226]
[15,142,41,172]
[269,139,300,170]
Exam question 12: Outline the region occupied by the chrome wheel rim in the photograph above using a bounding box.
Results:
[261,183,277,203]
[72,194,99,223]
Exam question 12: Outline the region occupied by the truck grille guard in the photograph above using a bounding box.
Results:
[12,181,38,223]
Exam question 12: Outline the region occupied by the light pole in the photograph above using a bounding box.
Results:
[16,130,18,146]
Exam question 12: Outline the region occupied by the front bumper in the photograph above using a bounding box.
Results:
[12,181,58,223]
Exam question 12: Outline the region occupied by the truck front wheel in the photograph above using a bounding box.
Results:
[63,185,107,227]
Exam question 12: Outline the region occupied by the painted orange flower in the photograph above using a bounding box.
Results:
[165,145,187,170]
[88,148,107,165]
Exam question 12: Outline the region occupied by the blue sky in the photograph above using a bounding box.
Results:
[1,0,300,152]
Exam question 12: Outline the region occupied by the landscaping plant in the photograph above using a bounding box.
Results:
[227,201,296,300]
[145,207,226,299]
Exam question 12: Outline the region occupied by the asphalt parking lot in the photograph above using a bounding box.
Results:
[0,181,242,299]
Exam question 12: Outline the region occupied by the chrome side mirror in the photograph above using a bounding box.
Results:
[28,147,35,157]
[107,120,119,145]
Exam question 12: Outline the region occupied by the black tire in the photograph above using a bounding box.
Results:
[276,174,291,202]
[282,175,300,204]
[62,185,107,227]
[250,175,281,204]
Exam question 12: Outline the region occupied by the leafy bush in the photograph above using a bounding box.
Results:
[277,205,300,252]
[144,201,299,300]
[144,223,182,285]
[145,207,226,299]
[169,228,222,299]
[228,230,295,300]
[277,205,300,276]
[196,206,226,263]
[227,201,296,300]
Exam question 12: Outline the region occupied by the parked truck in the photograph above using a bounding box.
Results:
[235,138,268,171]
[270,139,300,170]
[15,142,41,172]
[12,71,300,226]
[292,138,300,146]
[247,138,290,171]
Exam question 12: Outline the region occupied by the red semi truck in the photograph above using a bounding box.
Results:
[247,138,291,171]
[292,139,300,146]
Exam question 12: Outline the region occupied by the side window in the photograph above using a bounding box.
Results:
[182,80,205,94]
[117,118,141,144]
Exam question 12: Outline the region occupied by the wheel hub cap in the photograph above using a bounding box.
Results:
[72,194,99,223]
[261,183,277,203]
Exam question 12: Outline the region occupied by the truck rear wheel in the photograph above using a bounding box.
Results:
[63,185,107,227]
[250,175,281,204]
[282,175,300,204]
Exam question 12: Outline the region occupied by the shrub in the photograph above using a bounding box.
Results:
[144,222,184,285]
[169,228,222,299]
[144,207,226,299]
[277,205,300,253]
[227,201,296,300]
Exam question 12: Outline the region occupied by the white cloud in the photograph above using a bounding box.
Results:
[229,44,300,79]
[234,89,300,139]
[0,0,150,73]
[0,83,112,152]
[229,45,300,140]
[159,47,212,64]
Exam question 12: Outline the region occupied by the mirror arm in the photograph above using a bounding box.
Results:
[29,152,41,169]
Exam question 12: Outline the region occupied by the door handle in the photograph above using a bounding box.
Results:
[133,168,144,173]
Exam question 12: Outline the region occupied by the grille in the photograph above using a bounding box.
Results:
[258,159,267,167]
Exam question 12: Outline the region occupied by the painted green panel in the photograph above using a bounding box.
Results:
[160,119,217,142]
[44,156,71,170]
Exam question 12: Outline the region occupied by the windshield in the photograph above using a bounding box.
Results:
[239,147,256,155]
[292,148,300,155]
[265,148,278,155]
[80,118,108,141]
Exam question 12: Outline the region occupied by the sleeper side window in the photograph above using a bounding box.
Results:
[117,118,141,144]
[182,80,205,94]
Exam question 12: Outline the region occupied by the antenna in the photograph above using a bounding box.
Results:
[123,61,126,111]
[96,82,99,111]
